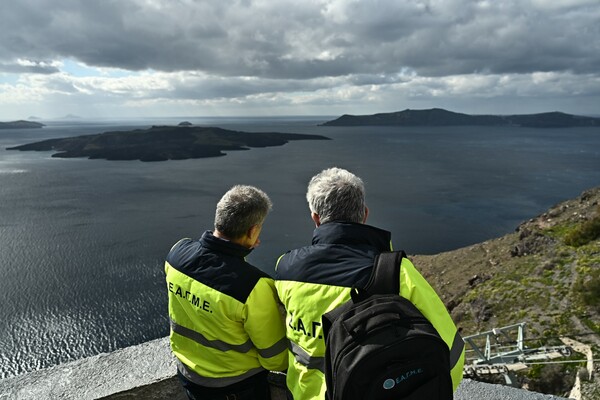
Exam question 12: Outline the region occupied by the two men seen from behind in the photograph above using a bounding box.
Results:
[165,185,288,400]
[164,170,465,400]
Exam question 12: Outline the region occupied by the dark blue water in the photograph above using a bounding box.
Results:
[1,117,599,378]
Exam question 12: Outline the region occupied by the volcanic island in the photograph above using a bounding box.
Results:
[6,125,330,162]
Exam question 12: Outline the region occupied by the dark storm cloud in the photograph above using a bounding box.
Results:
[0,62,59,74]
[1,0,599,80]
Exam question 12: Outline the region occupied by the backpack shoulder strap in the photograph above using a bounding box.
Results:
[364,250,406,295]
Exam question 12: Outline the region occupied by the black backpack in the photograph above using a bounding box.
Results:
[322,251,453,400]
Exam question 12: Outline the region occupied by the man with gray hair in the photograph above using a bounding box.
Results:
[275,168,464,399]
[165,185,288,400]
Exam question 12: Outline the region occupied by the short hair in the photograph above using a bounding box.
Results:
[214,185,272,239]
[306,167,366,224]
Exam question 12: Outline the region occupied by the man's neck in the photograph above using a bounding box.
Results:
[214,229,248,248]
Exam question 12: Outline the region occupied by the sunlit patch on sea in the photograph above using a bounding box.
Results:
[0,265,167,378]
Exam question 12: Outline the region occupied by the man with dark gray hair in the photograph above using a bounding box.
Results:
[166,185,288,400]
[275,167,464,399]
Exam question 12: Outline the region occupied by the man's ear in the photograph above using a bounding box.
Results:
[311,212,321,227]
[363,206,369,223]
[247,224,260,238]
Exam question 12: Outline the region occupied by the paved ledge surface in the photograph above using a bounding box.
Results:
[0,336,571,399]
[455,380,570,400]
[0,337,186,400]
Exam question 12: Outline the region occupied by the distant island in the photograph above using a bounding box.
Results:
[321,108,600,127]
[58,114,81,120]
[0,120,45,129]
[6,125,329,162]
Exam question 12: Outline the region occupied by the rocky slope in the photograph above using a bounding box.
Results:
[411,186,600,398]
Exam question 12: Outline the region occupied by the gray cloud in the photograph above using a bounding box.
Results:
[1,0,599,118]
[1,0,598,79]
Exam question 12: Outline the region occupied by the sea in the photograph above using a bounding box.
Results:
[1,116,599,379]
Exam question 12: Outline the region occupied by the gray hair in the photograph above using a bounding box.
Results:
[306,167,366,224]
[214,185,272,239]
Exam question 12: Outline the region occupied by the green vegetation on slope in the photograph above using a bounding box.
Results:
[412,187,600,338]
[411,187,600,397]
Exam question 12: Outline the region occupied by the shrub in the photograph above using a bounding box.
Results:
[577,367,589,382]
[574,268,600,307]
[527,364,576,396]
[564,208,600,247]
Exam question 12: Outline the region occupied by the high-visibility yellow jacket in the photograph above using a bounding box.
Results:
[275,222,464,399]
[165,231,288,387]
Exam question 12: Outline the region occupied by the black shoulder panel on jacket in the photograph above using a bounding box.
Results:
[167,236,270,304]
[275,222,393,288]
[276,243,376,288]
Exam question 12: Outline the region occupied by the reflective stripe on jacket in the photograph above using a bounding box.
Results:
[166,231,288,387]
[275,222,464,399]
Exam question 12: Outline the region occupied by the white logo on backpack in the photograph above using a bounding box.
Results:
[382,368,425,390]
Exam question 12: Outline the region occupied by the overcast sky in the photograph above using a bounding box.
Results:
[1,0,599,119]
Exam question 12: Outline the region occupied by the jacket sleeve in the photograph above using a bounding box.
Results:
[243,276,289,371]
[399,258,465,391]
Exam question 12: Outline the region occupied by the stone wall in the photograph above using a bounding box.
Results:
[0,336,570,400]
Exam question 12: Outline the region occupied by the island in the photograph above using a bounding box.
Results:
[321,108,600,127]
[6,125,329,162]
[0,120,45,129]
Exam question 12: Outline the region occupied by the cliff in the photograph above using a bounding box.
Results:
[411,186,600,339]
[6,125,330,161]
[411,186,600,397]
[321,108,600,127]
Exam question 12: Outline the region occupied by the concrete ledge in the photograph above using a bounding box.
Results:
[0,337,186,400]
[0,336,570,400]
[456,379,570,400]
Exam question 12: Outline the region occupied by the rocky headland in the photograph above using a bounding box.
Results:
[6,125,329,162]
[321,108,600,127]
[0,120,45,129]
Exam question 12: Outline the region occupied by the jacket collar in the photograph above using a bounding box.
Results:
[200,230,253,258]
[312,222,392,251]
